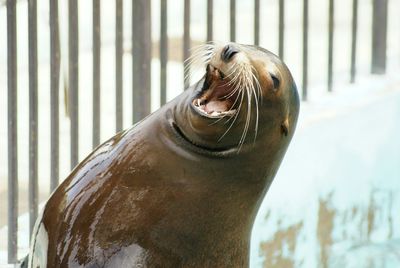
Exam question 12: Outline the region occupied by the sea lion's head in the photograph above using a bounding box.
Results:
[174,43,299,155]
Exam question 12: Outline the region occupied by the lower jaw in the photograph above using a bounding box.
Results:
[194,106,236,118]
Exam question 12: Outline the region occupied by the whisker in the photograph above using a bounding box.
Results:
[238,87,252,149]
[237,66,257,150]
[218,90,245,142]
[249,78,259,143]
[183,45,216,83]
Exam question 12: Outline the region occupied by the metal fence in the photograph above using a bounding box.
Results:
[2,0,393,264]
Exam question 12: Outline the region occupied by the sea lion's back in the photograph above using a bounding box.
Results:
[28,126,174,267]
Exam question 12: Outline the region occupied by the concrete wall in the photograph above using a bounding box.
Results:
[251,80,400,267]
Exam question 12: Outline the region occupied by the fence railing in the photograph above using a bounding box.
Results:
[2,0,394,264]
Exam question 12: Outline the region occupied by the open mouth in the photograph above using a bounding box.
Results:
[192,64,238,118]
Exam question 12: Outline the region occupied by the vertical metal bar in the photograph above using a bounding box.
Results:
[93,0,101,147]
[7,0,18,263]
[350,0,358,83]
[327,0,334,92]
[183,0,191,88]
[50,0,60,191]
[230,0,236,42]
[371,0,388,74]
[69,0,79,168]
[278,0,285,59]
[28,0,38,239]
[302,0,309,101]
[206,0,213,41]
[160,0,168,105]
[116,0,123,132]
[254,0,260,46]
[132,0,151,123]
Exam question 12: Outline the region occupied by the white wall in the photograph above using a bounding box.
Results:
[251,77,400,268]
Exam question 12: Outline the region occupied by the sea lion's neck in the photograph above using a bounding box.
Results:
[155,114,278,265]
[150,164,270,266]
[152,84,286,265]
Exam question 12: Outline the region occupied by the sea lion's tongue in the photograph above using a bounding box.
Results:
[193,85,236,116]
[203,80,234,110]
[203,99,230,114]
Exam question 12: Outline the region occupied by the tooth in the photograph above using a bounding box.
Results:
[197,99,201,107]
[222,110,235,115]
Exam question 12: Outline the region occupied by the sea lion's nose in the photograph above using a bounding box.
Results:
[221,44,239,62]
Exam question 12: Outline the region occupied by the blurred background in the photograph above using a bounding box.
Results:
[1,0,400,267]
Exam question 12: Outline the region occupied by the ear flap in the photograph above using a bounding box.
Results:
[281,118,289,137]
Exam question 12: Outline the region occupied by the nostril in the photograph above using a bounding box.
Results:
[221,44,239,62]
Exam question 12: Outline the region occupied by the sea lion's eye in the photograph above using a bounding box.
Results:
[270,74,280,89]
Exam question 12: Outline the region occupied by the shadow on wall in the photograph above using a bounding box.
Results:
[251,85,400,268]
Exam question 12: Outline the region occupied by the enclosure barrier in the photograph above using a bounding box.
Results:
[3,0,391,264]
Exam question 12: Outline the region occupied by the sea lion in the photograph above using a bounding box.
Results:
[26,43,299,267]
